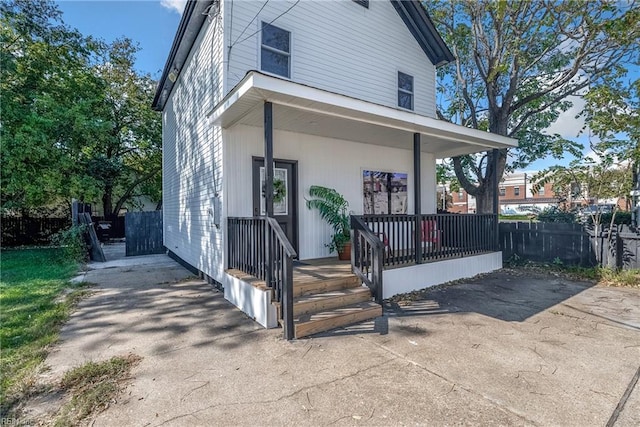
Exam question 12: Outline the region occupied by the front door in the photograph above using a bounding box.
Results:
[252,157,298,254]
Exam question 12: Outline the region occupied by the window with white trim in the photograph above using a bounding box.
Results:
[397,71,414,110]
[514,186,520,196]
[261,22,290,78]
[538,186,545,196]
[499,187,506,196]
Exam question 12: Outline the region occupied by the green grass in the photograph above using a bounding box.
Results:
[54,354,141,427]
[0,248,85,414]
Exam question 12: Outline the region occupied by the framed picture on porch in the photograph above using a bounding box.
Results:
[362,170,408,215]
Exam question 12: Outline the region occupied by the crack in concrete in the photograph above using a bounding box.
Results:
[151,358,396,427]
[357,335,541,426]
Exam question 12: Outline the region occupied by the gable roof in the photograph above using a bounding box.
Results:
[390,1,455,67]
[152,0,455,111]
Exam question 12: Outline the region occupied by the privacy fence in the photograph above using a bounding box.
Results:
[499,222,640,270]
[1,217,70,246]
[125,211,163,256]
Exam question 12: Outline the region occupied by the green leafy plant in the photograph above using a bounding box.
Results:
[537,206,578,224]
[305,186,350,253]
[51,225,89,263]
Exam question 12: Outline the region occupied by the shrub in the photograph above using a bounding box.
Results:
[50,225,89,263]
[537,206,578,223]
[587,211,632,225]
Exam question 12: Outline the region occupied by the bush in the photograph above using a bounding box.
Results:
[50,225,89,263]
[537,206,578,223]
[587,211,632,225]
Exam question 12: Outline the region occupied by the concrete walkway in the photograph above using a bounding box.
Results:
[42,257,640,426]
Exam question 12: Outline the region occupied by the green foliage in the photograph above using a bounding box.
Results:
[0,248,84,414]
[537,207,578,224]
[306,186,350,253]
[50,225,89,263]
[1,1,161,215]
[425,0,639,213]
[587,211,632,226]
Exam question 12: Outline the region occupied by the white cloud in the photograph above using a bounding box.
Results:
[543,95,587,139]
[160,0,186,15]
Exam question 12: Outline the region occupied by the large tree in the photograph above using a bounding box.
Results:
[83,39,162,216]
[425,0,639,213]
[0,0,98,213]
[1,0,161,216]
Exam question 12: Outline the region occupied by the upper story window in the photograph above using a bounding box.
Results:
[514,186,520,196]
[499,187,506,196]
[261,22,290,78]
[352,0,369,7]
[398,71,414,110]
[458,191,464,200]
[538,186,545,196]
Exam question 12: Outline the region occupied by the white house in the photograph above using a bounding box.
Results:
[152,0,517,338]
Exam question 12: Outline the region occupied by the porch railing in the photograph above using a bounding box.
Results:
[353,213,498,269]
[351,216,384,304]
[227,217,297,340]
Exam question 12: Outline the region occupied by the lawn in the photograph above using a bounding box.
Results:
[0,248,85,413]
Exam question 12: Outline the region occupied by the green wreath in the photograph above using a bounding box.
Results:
[262,178,287,204]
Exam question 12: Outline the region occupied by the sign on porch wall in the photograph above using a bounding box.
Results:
[363,170,408,215]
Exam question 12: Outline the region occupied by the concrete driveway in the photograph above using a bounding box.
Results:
[42,256,639,426]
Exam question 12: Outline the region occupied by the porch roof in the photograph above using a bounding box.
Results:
[208,71,517,158]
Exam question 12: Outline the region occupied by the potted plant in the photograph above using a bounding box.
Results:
[306,185,351,260]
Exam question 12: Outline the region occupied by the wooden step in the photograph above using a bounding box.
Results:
[293,287,372,316]
[294,301,382,338]
[293,275,360,297]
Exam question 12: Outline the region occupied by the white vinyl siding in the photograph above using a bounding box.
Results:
[225,0,437,117]
[225,124,436,260]
[162,12,225,283]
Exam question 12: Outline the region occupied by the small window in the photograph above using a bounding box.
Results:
[499,187,506,196]
[352,0,369,7]
[398,71,414,110]
[514,186,520,196]
[458,191,464,200]
[261,22,290,78]
[538,186,545,196]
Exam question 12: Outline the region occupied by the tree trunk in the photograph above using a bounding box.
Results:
[102,185,113,217]
[453,148,507,214]
[474,185,493,214]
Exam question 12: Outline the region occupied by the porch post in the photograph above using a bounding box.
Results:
[264,101,274,218]
[492,148,500,251]
[413,133,422,264]
[264,102,274,289]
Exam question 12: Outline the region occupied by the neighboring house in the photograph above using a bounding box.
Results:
[152,0,517,338]
[499,172,559,213]
[449,173,559,214]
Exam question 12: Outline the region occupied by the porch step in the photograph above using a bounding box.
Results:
[293,275,360,297]
[293,286,372,316]
[294,301,382,338]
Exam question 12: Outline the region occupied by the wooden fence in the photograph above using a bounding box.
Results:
[499,222,640,269]
[125,211,163,256]
[1,217,70,246]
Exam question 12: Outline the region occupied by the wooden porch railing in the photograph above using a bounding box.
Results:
[227,217,297,340]
[353,213,498,270]
[351,215,384,304]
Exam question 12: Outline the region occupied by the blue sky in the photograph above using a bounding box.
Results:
[56,0,184,78]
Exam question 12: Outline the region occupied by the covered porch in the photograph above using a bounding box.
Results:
[212,71,517,338]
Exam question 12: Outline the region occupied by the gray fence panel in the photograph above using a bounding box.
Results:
[125,211,163,256]
[499,222,639,269]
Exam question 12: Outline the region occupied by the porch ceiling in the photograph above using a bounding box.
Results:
[209,71,517,158]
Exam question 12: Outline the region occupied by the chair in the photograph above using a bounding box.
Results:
[421,220,441,250]
[374,231,393,258]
